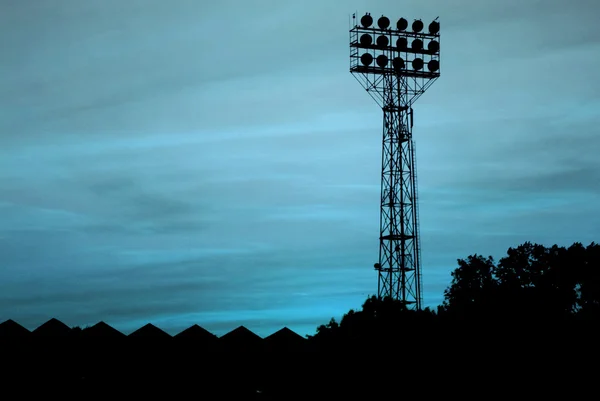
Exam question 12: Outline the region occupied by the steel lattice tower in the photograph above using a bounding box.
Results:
[350,13,440,309]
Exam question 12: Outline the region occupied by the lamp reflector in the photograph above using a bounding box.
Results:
[376,35,389,48]
[378,16,390,29]
[412,58,424,70]
[428,40,440,53]
[360,53,373,66]
[393,57,405,71]
[411,39,423,51]
[360,34,373,47]
[429,21,440,34]
[361,14,373,28]
[412,19,424,33]
[396,18,408,31]
[396,37,408,50]
[376,54,388,68]
[428,59,439,72]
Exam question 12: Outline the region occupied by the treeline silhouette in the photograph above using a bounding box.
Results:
[1,241,598,397]
[312,241,600,338]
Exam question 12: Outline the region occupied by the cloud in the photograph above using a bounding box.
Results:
[1,0,599,336]
[0,244,375,335]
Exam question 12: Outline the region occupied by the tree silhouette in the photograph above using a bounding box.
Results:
[576,242,600,317]
[441,254,496,320]
[307,295,438,350]
[440,241,600,323]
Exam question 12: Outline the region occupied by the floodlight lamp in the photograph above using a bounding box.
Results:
[411,39,423,51]
[360,53,373,66]
[412,19,424,33]
[397,18,408,31]
[396,37,408,50]
[360,34,373,47]
[361,13,373,28]
[376,35,389,48]
[378,16,390,29]
[428,40,440,53]
[393,57,405,71]
[429,21,440,34]
[428,59,439,72]
[412,58,424,70]
[376,54,388,68]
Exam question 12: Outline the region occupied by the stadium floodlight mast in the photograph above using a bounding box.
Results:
[350,13,440,309]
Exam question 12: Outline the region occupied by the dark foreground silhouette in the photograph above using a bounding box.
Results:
[1,241,599,397]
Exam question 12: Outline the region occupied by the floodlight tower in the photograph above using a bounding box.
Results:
[350,13,440,309]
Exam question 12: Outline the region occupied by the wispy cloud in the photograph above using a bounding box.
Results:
[1,0,598,335]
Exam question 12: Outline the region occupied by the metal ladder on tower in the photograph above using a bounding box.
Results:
[412,140,423,308]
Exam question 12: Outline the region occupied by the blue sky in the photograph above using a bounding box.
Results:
[1,0,599,337]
